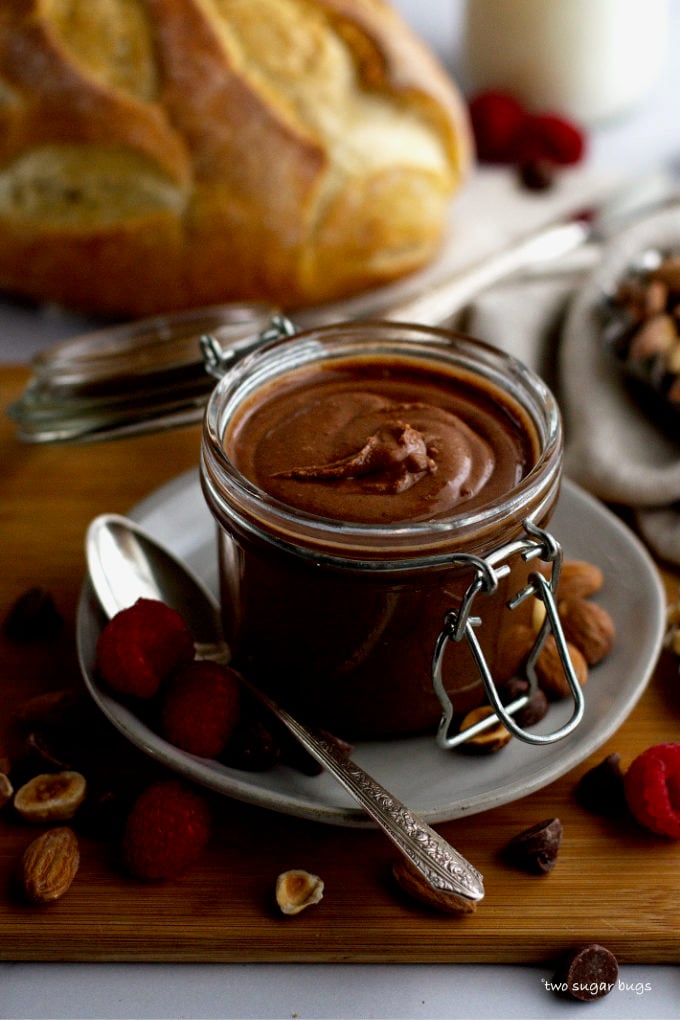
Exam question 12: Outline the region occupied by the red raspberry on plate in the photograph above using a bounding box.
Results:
[624,743,680,838]
[469,90,526,163]
[95,598,195,699]
[161,660,241,758]
[520,113,586,166]
[122,780,211,880]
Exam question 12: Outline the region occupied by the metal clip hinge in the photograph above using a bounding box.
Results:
[432,520,585,750]
[200,313,298,379]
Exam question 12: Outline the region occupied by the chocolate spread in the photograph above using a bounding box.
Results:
[227,361,535,524]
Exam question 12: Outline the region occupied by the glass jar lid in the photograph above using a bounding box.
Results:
[9,302,277,443]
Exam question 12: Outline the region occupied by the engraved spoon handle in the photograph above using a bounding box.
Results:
[230,666,484,903]
[276,702,485,901]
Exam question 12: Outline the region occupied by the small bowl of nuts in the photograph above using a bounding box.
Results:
[598,216,680,430]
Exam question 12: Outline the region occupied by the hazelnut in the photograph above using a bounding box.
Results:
[275,869,324,916]
[14,771,87,823]
[458,705,512,754]
[627,313,677,361]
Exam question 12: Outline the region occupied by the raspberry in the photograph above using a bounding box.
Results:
[520,113,585,166]
[95,598,194,699]
[161,661,241,758]
[469,90,526,163]
[624,743,680,838]
[468,91,586,170]
[122,780,211,879]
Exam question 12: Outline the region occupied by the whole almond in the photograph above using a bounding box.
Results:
[392,856,477,915]
[558,598,615,666]
[22,826,79,903]
[495,624,536,683]
[535,636,588,700]
[13,689,81,729]
[557,561,604,601]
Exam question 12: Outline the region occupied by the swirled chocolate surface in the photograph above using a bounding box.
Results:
[226,360,537,524]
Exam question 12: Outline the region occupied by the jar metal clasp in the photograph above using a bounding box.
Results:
[432,520,585,749]
[200,313,298,378]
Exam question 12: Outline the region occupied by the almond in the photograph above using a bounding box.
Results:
[557,560,604,601]
[535,636,588,700]
[558,597,615,666]
[22,826,79,903]
[13,689,81,729]
[495,624,536,683]
[392,856,478,915]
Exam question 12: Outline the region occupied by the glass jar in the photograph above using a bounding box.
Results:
[200,320,568,741]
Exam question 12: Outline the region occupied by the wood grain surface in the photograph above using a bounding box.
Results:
[1,364,679,964]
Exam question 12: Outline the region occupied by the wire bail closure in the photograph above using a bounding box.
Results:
[432,519,585,750]
[200,313,297,379]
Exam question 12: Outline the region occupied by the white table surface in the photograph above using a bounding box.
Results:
[3,2,680,1017]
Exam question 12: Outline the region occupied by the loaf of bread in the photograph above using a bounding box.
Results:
[0,0,472,317]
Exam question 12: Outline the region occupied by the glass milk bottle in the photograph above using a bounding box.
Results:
[460,0,670,124]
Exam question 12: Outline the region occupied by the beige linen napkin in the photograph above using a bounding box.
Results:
[457,209,680,567]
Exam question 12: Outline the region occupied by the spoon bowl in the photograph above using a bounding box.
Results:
[87,512,223,648]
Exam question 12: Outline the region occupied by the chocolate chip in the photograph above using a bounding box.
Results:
[515,687,549,728]
[575,753,628,816]
[498,677,529,705]
[505,817,562,874]
[498,679,548,729]
[3,587,63,642]
[76,788,131,841]
[554,943,619,1001]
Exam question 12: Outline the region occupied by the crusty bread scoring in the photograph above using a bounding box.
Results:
[0,0,472,317]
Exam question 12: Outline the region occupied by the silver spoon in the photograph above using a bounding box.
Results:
[85,512,484,907]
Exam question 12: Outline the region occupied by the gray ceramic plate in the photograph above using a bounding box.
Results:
[77,472,665,828]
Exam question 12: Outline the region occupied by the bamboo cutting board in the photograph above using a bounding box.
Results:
[1,363,680,965]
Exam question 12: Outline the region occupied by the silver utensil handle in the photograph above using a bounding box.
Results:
[238,673,484,903]
[384,220,590,326]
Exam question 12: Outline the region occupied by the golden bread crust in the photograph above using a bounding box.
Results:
[0,0,471,316]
